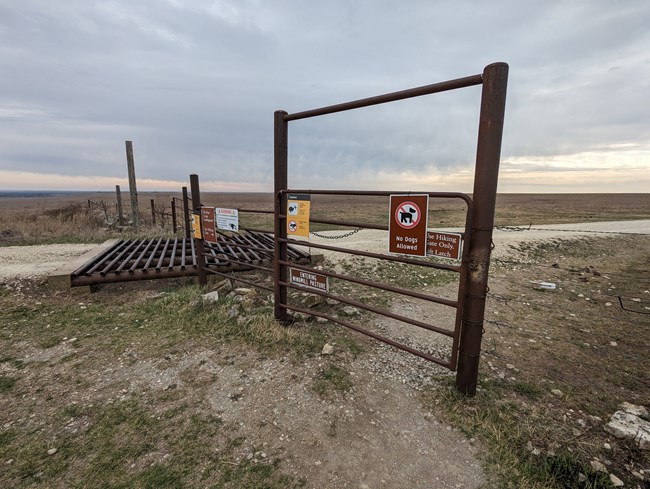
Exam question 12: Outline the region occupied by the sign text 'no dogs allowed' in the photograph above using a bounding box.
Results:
[388,194,429,257]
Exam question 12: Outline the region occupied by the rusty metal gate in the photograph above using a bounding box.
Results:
[274,190,472,370]
[273,63,509,394]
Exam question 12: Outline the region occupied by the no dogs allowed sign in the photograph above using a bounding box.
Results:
[388,194,429,256]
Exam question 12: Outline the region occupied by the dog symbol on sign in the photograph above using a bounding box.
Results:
[288,203,298,215]
[395,202,421,229]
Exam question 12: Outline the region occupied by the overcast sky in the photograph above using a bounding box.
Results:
[1,0,649,193]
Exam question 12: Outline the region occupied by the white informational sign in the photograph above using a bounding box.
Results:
[215,208,239,232]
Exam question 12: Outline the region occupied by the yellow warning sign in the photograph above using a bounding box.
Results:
[191,213,202,239]
[287,194,310,238]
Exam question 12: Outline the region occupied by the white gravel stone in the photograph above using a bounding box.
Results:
[609,473,624,487]
[605,410,650,450]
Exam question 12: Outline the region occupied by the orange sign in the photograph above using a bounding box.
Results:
[388,194,429,256]
[287,194,310,238]
[427,231,462,260]
[191,213,202,239]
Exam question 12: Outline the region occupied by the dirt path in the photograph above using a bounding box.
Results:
[1,221,648,487]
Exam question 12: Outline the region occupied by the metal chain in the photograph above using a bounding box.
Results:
[309,228,362,239]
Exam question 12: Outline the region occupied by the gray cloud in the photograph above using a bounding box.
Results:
[0,0,649,190]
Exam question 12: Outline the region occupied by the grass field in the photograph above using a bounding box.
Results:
[1,192,648,246]
[0,192,649,487]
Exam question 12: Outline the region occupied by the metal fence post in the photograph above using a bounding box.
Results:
[274,110,289,322]
[456,62,509,395]
[189,174,208,286]
[182,187,191,239]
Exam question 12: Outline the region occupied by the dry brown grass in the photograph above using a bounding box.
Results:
[1,192,648,246]
[0,205,106,245]
[0,195,179,246]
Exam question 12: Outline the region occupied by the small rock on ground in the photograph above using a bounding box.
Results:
[609,473,624,487]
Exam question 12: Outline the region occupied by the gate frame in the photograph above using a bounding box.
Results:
[274,62,508,395]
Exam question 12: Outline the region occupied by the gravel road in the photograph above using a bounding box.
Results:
[307,219,650,260]
[0,243,97,280]
[0,220,648,281]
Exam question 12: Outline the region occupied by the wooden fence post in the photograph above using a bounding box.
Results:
[115,185,124,226]
[125,141,140,229]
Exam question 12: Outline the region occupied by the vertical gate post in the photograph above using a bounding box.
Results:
[115,185,124,226]
[456,62,509,395]
[274,110,289,322]
[171,199,177,233]
[189,174,208,286]
[182,186,191,239]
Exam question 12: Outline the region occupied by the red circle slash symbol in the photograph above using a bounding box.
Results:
[395,201,421,229]
[288,220,298,232]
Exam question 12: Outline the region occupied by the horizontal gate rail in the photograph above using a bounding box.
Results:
[238,209,274,215]
[280,278,454,338]
[274,188,473,369]
[279,260,457,308]
[281,303,452,369]
[280,236,462,272]
[284,74,483,121]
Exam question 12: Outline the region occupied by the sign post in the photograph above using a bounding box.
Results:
[189,174,207,286]
[388,194,429,257]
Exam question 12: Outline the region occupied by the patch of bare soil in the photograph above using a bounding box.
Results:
[2,335,483,488]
